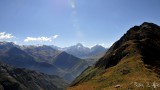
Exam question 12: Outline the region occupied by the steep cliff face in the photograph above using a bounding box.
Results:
[69,22,160,90]
[0,62,68,90]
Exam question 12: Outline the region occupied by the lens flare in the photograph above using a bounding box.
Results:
[70,0,76,9]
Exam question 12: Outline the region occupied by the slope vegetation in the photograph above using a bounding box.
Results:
[69,22,160,90]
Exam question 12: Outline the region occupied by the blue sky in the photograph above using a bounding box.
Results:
[0,0,160,47]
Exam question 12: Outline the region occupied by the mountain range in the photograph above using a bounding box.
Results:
[69,22,160,90]
[0,61,68,90]
[0,42,107,83]
[54,43,107,59]
[0,42,88,83]
[51,43,108,65]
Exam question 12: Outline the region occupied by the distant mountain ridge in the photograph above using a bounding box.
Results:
[51,43,108,66]
[89,45,106,56]
[0,43,62,76]
[0,42,88,83]
[51,43,107,59]
[21,45,61,63]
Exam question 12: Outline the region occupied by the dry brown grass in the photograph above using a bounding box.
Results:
[68,51,160,90]
[68,39,160,90]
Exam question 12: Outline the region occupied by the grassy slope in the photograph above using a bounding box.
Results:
[68,40,160,90]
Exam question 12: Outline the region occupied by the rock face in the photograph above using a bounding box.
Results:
[0,62,68,90]
[69,22,160,90]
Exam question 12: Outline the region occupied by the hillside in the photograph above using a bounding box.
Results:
[0,62,68,90]
[68,22,160,90]
[53,52,88,83]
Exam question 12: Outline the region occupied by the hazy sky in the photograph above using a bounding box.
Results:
[0,0,160,47]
